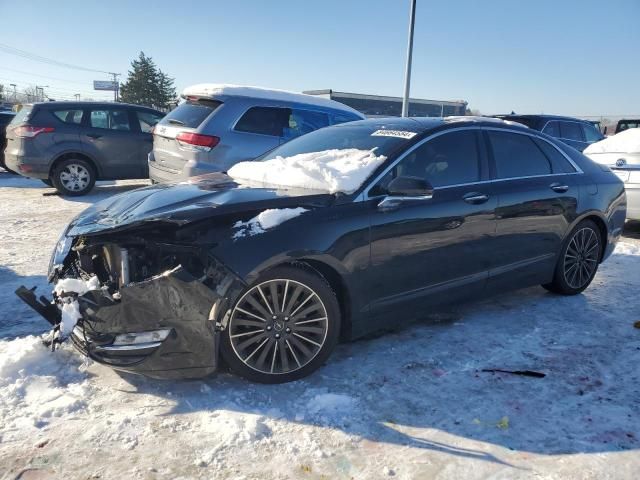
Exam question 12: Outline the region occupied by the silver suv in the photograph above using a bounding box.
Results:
[148,84,364,183]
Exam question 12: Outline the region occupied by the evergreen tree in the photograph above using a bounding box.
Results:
[119,52,175,110]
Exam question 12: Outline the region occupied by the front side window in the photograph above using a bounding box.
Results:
[53,109,83,124]
[542,120,560,137]
[137,110,164,133]
[89,109,131,131]
[282,109,329,140]
[560,122,584,141]
[234,106,290,137]
[582,123,602,143]
[372,130,481,193]
[488,130,552,179]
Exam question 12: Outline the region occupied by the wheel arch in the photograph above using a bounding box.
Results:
[567,211,608,262]
[50,151,101,179]
[247,255,353,341]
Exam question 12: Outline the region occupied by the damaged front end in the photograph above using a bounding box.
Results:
[17,225,246,379]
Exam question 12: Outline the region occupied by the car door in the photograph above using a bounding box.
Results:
[133,109,164,177]
[81,107,142,179]
[223,106,287,169]
[559,120,588,152]
[485,128,581,290]
[365,128,498,327]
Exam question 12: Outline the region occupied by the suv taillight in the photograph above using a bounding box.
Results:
[176,132,220,151]
[13,126,55,138]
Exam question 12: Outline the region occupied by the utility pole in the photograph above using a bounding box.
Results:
[10,83,16,102]
[75,94,80,101]
[401,0,417,117]
[109,72,120,102]
[35,85,49,102]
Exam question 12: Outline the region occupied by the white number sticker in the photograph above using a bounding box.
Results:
[371,129,417,139]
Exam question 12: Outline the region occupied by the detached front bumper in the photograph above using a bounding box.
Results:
[18,263,246,379]
[71,267,228,379]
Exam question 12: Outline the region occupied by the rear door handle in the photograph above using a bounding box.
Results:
[550,183,569,193]
[86,133,102,139]
[463,192,489,204]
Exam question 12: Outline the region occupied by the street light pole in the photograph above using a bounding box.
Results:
[401,0,417,117]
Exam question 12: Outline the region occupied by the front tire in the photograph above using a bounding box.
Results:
[221,266,341,384]
[51,158,96,196]
[543,219,602,295]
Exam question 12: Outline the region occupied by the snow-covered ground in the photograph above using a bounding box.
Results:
[1,171,639,480]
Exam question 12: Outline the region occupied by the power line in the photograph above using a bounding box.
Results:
[0,42,119,76]
[0,66,103,86]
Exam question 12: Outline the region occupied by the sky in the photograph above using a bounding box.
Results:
[0,0,638,117]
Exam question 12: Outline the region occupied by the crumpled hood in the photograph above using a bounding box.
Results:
[68,173,334,236]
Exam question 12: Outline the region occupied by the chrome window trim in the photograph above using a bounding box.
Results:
[360,125,583,201]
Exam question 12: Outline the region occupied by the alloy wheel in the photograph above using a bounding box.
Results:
[563,227,600,289]
[228,279,329,375]
[59,163,90,192]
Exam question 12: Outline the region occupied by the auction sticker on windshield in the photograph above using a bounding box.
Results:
[371,129,417,139]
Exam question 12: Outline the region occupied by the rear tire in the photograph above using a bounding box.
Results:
[543,219,602,295]
[220,265,341,384]
[41,179,53,187]
[51,158,96,196]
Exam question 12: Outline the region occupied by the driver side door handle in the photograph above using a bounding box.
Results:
[463,192,489,204]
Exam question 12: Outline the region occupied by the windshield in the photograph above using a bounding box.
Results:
[228,124,419,194]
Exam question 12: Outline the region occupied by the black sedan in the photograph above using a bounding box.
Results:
[18,117,627,383]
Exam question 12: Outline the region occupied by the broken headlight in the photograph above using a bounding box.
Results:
[48,229,73,279]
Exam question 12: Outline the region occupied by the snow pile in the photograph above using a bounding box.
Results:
[53,275,100,334]
[228,148,386,194]
[233,207,308,239]
[181,83,362,116]
[0,336,89,439]
[584,128,640,154]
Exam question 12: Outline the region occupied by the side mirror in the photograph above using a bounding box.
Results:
[387,176,434,197]
[378,176,434,211]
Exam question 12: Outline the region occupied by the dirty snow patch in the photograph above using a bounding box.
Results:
[233,207,308,239]
[584,128,640,154]
[228,148,386,194]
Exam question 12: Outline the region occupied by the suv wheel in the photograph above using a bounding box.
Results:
[52,158,96,196]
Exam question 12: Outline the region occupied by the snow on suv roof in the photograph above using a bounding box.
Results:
[181,83,363,115]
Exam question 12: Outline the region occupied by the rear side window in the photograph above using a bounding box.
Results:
[137,110,164,133]
[282,109,329,140]
[9,106,32,125]
[159,100,221,128]
[582,123,602,142]
[53,109,83,124]
[235,106,290,137]
[488,130,552,179]
[89,109,131,131]
[542,121,560,137]
[532,138,576,173]
[560,122,584,141]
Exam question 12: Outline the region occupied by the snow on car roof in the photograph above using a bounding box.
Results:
[584,128,640,154]
[181,83,363,115]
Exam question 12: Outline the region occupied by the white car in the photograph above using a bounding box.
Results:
[584,129,640,220]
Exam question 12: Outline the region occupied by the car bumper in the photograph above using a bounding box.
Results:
[69,267,233,379]
[148,151,222,183]
[625,183,640,221]
[4,152,50,179]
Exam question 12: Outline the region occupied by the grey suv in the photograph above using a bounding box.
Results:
[4,102,164,195]
[148,84,364,183]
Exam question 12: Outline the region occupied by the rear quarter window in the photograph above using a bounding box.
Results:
[159,99,221,128]
[9,106,33,125]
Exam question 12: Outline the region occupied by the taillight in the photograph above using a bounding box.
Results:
[13,126,55,138]
[176,132,220,151]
